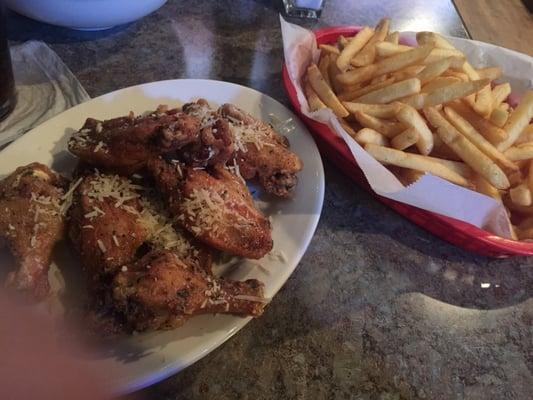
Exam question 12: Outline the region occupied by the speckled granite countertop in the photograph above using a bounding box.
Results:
[7,1,532,399]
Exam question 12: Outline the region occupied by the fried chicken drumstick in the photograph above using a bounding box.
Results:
[0,163,67,299]
[113,250,266,332]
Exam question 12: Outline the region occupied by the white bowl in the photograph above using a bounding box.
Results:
[5,0,167,30]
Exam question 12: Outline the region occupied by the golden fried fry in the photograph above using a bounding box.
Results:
[307,64,349,118]
[365,143,470,187]
[497,91,533,151]
[391,127,419,150]
[353,111,406,138]
[336,26,374,71]
[355,78,421,104]
[424,107,510,189]
[351,18,390,67]
[396,104,434,155]
[353,128,389,146]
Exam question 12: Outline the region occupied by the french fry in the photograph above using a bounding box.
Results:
[497,91,533,151]
[389,65,425,81]
[385,31,399,45]
[370,74,390,85]
[473,174,502,200]
[528,160,533,194]
[473,85,493,117]
[504,144,533,161]
[337,64,378,85]
[353,128,389,146]
[338,77,395,101]
[499,102,510,111]
[421,77,461,93]
[491,83,511,109]
[391,127,419,150]
[422,79,490,108]
[415,57,453,84]
[443,106,517,172]
[303,80,327,111]
[510,184,532,206]
[375,42,412,58]
[318,55,331,87]
[476,66,502,81]
[351,18,390,67]
[398,93,427,109]
[416,31,456,50]
[319,44,340,55]
[424,106,510,189]
[355,78,421,104]
[342,102,402,118]
[448,101,508,144]
[515,124,533,145]
[489,107,509,128]
[337,35,348,49]
[307,64,349,118]
[327,54,344,94]
[443,70,469,81]
[365,143,470,187]
[353,111,406,137]
[431,158,474,178]
[396,104,434,155]
[336,26,374,71]
[461,61,481,80]
[374,45,434,76]
[424,49,465,65]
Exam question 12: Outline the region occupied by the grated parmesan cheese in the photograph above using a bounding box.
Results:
[97,239,107,253]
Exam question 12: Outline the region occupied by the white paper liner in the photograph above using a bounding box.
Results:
[280,16,533,238]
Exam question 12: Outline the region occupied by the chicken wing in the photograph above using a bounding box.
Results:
[68,108,201,175]
[68,173,212,286]
[68,173,147,284]
[0,163,67,299]
[112,250,266,332]
[148,158,273,259]
[219,103,303,198]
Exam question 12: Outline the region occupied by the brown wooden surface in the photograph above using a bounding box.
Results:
[454,0,533,55]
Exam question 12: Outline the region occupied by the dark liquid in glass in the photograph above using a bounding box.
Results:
[0,5,15,121]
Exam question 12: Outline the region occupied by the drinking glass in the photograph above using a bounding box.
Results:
[282,0,325,19]
[0,4,16,121]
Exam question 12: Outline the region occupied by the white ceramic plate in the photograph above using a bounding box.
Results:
[0,79,324,394]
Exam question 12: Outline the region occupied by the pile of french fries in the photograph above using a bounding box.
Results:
[302,17,533,240]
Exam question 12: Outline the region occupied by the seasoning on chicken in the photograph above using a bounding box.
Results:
[219,103,303,198]
[148,158,273,259]
[0,163,67,299]
[68,173,212,285]
[112,250,266,332]
[68,108,201,175]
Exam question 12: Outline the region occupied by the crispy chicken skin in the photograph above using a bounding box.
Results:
[219,103,303,198]
[0,163,67,299]
[148,158,273,259]
[68,109,201,174]
[68,174,147,283]
[68,173,212,285]
[113,250,265,332]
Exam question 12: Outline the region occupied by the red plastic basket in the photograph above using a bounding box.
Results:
[282,26,533,257]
